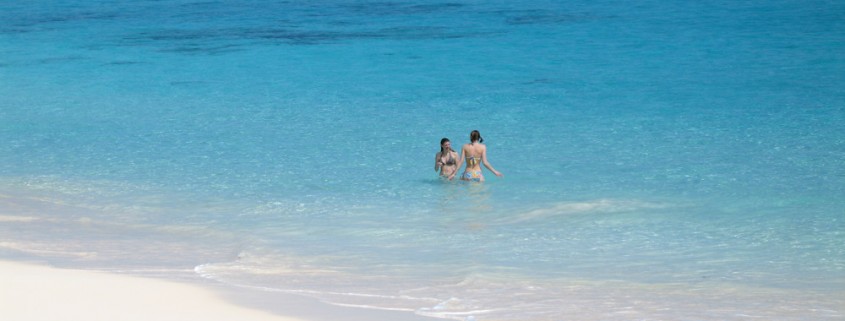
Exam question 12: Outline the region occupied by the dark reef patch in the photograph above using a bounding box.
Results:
[487,9,608,25]
[339,2,466,16]
[124,23,498,49]
[37,56,89,64]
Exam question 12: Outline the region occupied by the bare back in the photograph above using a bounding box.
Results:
[449,132,503,181]
[462,143,486,171]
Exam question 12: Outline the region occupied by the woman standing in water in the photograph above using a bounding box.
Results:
[434,138,459,179]
[451,130,503,182]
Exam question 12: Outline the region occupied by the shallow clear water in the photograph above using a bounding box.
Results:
[2,0,844,320]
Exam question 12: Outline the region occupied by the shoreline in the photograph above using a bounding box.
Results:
[0,192,441,321]
[0,259,441,321]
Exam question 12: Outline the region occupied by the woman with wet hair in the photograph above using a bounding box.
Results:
[434,137,459,179]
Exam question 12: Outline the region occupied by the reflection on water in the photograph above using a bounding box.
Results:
[433,180,496,232]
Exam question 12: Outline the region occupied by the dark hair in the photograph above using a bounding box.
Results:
[470,130,483,143]
[440,137,451,153]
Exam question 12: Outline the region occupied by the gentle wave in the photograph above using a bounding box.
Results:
[498,198,675,224]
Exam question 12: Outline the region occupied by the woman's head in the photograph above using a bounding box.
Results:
[440,137,452,152]
[470,130,483,143]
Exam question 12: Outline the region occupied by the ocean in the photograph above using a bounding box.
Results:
[1,0,844,320]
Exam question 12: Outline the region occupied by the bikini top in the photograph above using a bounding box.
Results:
[442,152,457,166]
[465,155,480,167]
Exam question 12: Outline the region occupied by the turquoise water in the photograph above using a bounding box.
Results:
[2,0,844,320]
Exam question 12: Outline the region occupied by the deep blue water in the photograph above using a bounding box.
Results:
[2,0,844,320]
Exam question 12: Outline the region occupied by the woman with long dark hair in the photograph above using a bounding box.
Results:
[434,137,459,179]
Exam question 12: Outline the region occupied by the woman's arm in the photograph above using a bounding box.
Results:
[434,152,442,172]
[481,147,503,177]
[448,148,465,180]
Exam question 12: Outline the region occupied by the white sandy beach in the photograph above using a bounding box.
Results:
[0,260,439,321]
[0,260,307,321]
